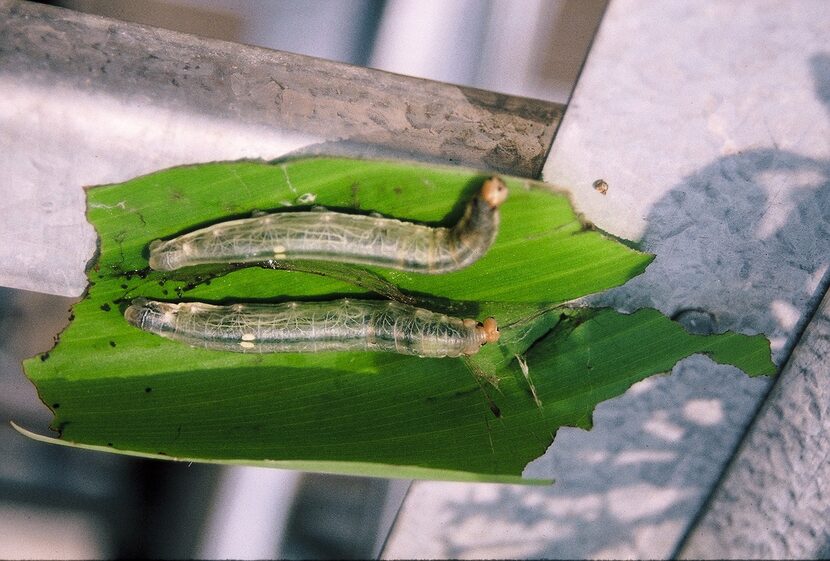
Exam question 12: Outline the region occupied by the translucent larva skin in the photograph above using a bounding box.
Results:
[125,298,500,358]
[148,177,508,273]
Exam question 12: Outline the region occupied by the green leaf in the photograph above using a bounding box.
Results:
[22,157,775,483]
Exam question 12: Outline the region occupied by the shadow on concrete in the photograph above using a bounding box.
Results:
[594,53,830,364]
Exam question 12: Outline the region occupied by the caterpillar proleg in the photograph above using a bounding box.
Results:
[125,298,500,358]
[148,177,508,273]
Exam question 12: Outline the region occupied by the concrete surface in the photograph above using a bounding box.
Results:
[678,290,830,558]
[383,1,829,558]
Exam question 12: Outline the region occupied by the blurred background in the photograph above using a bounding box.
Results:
[1,0,606,557]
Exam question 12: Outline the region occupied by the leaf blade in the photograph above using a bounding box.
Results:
[23,157,773,482]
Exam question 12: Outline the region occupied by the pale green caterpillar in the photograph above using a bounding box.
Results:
[148,177,508,273]
[125,298,500,358]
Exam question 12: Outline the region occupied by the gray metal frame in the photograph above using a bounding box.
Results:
[1,0,562,177]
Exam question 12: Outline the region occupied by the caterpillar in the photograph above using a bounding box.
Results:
[124,298,500,358]
[148,177,508,273]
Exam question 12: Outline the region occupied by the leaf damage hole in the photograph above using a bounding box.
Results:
[489,402,501,418]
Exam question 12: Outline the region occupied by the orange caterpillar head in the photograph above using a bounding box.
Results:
[481,317,500,343]
[481,177,508,209]
[464,317,501,354]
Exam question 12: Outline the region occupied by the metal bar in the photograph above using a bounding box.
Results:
[0,0,562,177]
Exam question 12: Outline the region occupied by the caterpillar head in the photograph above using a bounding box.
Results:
[481,177,508,209]
[481,317,500,344]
